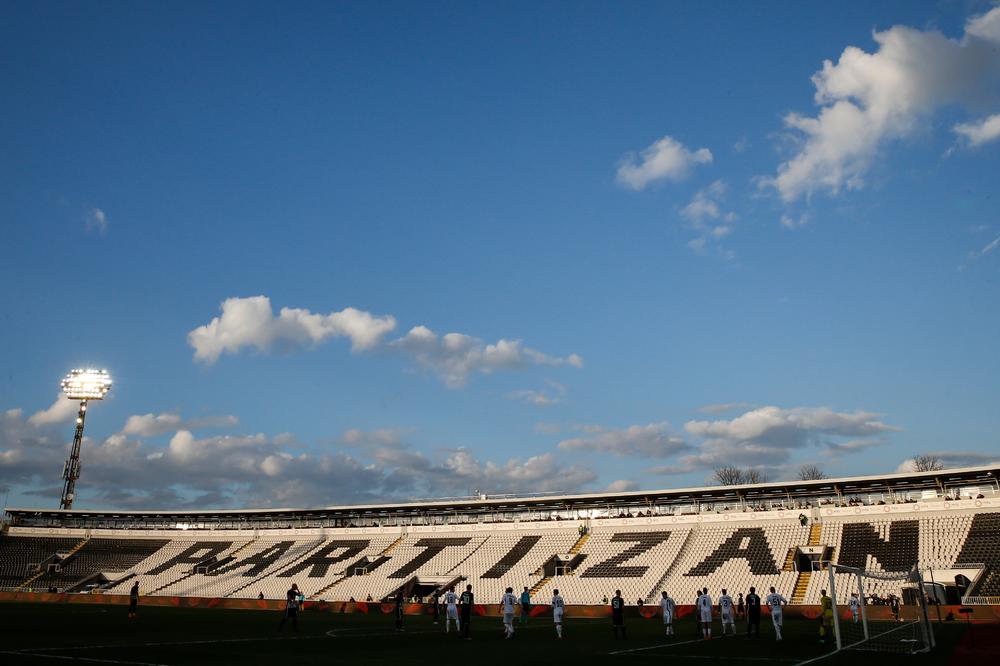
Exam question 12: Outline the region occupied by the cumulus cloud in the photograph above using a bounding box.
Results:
[27,395,80,427]
[605,479,639,493]
[506,381,567,407]
[659,406,900,475]
[764,7,1000,201]
[954,113,1000,148]
[681,180,738,255]
[120,412,239,437]
[780,213,809,230]
[616,135,712,190]
[392,326,582,389]
[558,422,690,458]
[1,402,599,508]
[85,208,108,235]
[685,406,898,446]
[188,296,581,389]
[188,296,397,363]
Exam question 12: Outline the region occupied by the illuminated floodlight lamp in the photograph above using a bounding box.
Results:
[58,368,113,510]
[61,368,113,401]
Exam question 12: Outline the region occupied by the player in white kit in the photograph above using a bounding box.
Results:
[849,593,861,623]
[698,587,713,639]
[718,588,735,637]
[766,587,787,640]
[444,586,460,633]
[551,589,565,639]
[500,587,519,639]
[660,591,676,636]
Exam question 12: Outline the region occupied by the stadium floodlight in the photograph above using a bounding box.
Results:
[59,369,113,510]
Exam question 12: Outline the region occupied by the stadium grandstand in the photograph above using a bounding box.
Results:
[2,465,998,609]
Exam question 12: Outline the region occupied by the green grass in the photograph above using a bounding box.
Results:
[0,602,981,665]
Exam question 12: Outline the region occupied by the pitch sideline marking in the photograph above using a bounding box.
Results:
[0,650,171,666]
[791,650,839,666]
[608,637,703,655]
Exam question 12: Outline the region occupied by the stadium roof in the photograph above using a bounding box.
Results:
[4,465,997,523]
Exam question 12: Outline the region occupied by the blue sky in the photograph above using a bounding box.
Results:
[1,1,998,510]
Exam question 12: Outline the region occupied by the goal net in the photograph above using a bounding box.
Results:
[826,563,934,655]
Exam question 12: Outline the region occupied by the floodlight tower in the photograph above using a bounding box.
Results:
[59,369,112,510]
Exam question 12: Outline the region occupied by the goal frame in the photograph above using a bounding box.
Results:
[826,563,935,654]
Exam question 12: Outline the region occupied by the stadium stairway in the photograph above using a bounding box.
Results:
[529,575,552,597]
[530,531,591,598]
[310,574,347,599]
[791,571,812,604]
[569,532,590,555]
[17,537,89,591]
[381,535,405,555]
[225,538,328,598]
[149,542,252,596]
[789,523,824,604]
[782,547,797,571]
[645,526,696,604]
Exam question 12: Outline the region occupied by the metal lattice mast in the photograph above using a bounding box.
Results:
[60,400,88,510]
[58,369,112,510]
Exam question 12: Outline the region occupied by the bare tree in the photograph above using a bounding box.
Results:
[713,466,745,485]
[798,464,827,481]
[911,455,944,472]
[713,466,769,485]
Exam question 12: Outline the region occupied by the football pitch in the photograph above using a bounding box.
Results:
[0,603,990,665]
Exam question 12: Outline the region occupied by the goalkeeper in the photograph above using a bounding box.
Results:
[819,589,834,644]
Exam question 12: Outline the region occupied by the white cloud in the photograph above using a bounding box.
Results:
[558,422,690,458]
[954,113,1000,148]
[616,135,712,190]
[0,407,600,508]
[605,479,639,493]
[764,7,1000,201]
[681,180,738,254]
[187,296,397,363]
[85,208,108,235]
[392,326,583,389]
[685,406,898,445]
[506,381,567,407]
[120,412,238,437]
[780,213,809,230]
[189,297,581,389]
[962,233,1000,268]
[668,406,900,474]
[27,395,80,427]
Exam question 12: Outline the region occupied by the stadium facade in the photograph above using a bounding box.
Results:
[2,466,998,608]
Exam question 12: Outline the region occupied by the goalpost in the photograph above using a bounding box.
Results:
[826,563,934,655]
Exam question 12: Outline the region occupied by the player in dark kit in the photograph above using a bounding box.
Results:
[889,595,900,622]
[432,592,441,625]
[394,591,405,631]
[279,583,300,631]
[128,580,139,619]
[459,584,474,639]
[745,587,761,638]
[611,589,626,639]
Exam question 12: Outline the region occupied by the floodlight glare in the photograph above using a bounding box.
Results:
[58,368,113,510]
[61,368,113,401]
